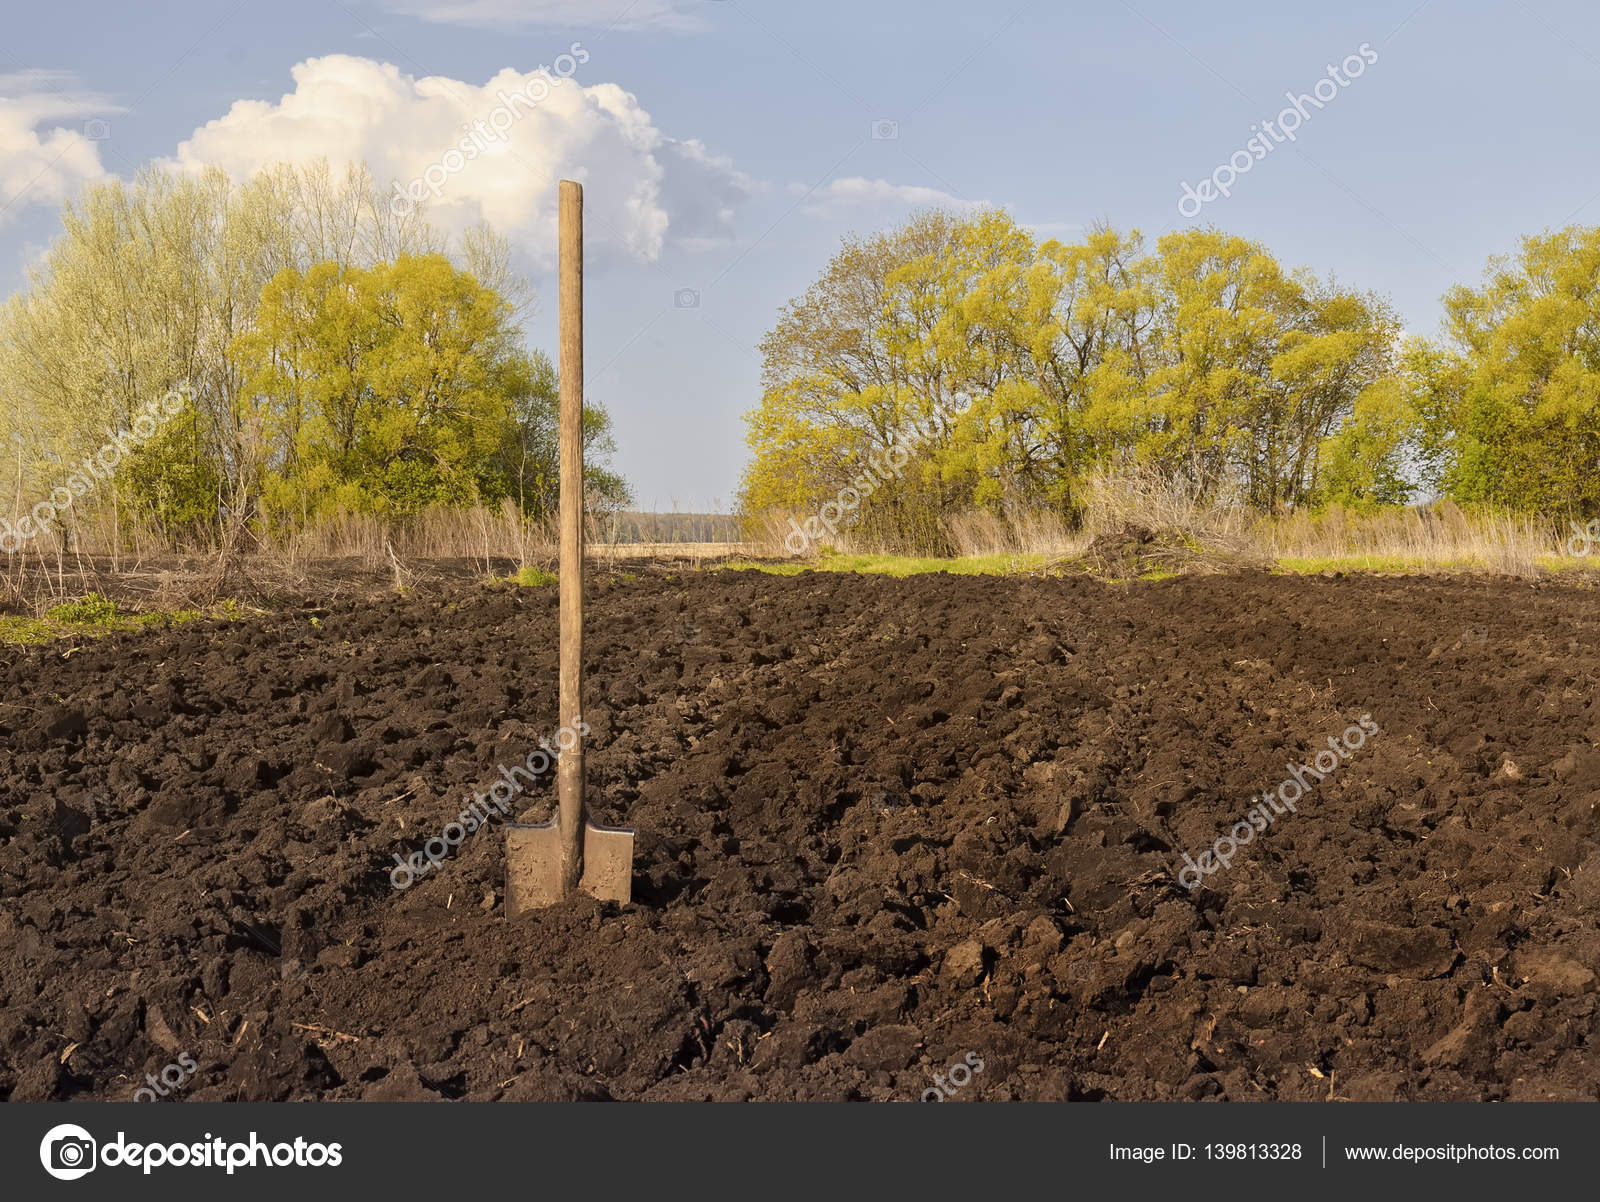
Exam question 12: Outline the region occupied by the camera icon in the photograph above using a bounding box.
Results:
[82,119,111,141]
[673,288,700,310]
[40,1124,97,1180]
[871,119,899,140]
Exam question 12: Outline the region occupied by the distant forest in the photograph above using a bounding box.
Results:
[600,512,740,543]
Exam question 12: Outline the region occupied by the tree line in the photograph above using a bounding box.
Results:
[0,161,627,552]
[740,209,1600,546]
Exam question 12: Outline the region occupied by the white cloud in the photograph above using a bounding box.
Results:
[365,0,709,32]
[168,55,753,265]
[801,176,981,219]
[0,72,117,227]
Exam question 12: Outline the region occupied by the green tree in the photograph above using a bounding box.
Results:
[1,160,629,547]
[1420,225,1600,515]
[235,254,629,528]
[485,344,630,519]
[741,212,1398,544]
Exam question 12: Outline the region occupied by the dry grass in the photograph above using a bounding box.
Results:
[940,507,1086,559]
[1261,501,1562,575]
[739,468,1583,579]
[741,501,1087,560]
[261,500,556,574]
[3,475,1585,611]
[1080,468,1260,558]
[739,509,806,557]
[0,499,756,617]
[1077,469,1567,576]
[5,499,559,567]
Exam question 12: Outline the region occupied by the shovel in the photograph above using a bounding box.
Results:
[505,180,636,915]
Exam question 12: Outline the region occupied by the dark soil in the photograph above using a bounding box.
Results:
[2,568,1598,1101]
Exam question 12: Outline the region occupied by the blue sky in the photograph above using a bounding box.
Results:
[3,0,1600,510]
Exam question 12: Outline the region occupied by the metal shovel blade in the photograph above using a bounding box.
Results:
[505,818,636,915]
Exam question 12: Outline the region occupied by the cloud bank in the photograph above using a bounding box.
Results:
[0,71,115,227]
[169,55,752,265]
[800,176,981,219]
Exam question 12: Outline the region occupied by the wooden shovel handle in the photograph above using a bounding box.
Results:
[557,179,585,893]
